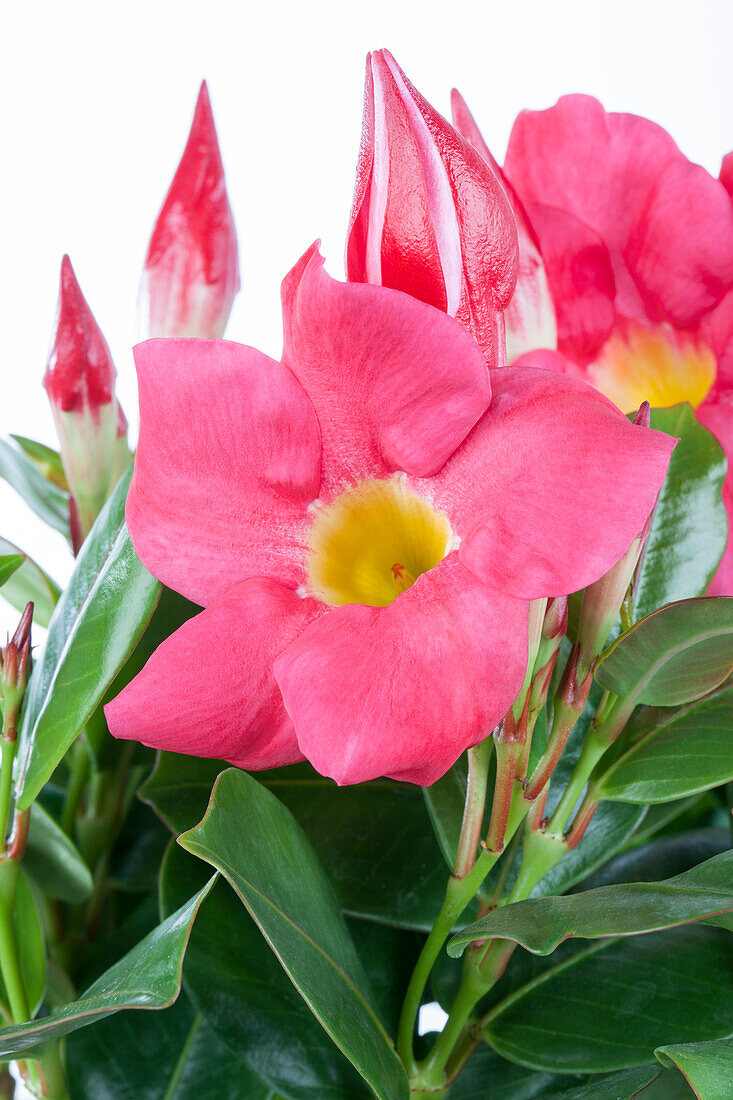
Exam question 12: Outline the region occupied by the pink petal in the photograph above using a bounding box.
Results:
[697,397,733,597]
[719,151,733,201]
[428,365,676,599]
[128,338,321,606]
[524,202,616,366]
[105,580,324,768]
[274,555,528,786]
[281,244,490,494]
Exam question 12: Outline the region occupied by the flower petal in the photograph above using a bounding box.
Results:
[274,555,528,786]
[428,365,676,599]
[281,244,491,493]
[105,580,324,768]
[128,338,321,606]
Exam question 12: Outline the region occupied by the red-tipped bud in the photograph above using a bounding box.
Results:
[450,89,557,362]
[44,257,130,542]
[140,81,240,339]
[347,51,518,367]
[0,603,33,712]
[633,400,651,429]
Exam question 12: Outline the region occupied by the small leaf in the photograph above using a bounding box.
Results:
[0,438,70,536]
[10,435,67,487]
[0,554,24,587]
[449,851,733,956]
[634,404,728,618]
[23,802,93,903]
[179,769,409,1100]
[16,467,161,809]
[656,1037,733,1100]
[595,597,733,706]
[0,878,213,1058]
[0,865,46,1021]
[0,538,60,628]
[594,681,733,803]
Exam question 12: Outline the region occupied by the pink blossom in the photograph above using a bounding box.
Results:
[139,81,239,340]
[105,246,674,786]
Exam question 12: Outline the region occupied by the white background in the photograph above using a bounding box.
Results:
[2,0,733,634]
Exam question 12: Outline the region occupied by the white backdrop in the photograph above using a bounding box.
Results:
[2,0,732,633]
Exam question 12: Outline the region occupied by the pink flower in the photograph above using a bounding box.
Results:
[44,255,130,542]
[464,94,733,592]
[139,81,239,340]
[105,245,673,786]
[346,51,518,368]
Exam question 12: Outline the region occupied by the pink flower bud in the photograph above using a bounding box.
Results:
[346,50,518,367]
[44,256,130,542]
[0,602,33,710]
[139,81,240,339]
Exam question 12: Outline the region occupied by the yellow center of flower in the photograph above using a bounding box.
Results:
[588,323,716,414]
[307,478,452,607]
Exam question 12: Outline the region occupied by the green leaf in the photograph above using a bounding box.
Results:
[449,851,733,956]
[66,997,271,1100]
[23,801,93,903]
[579,828,729,891]
[596,598,733,707]
[540,1067,676,1099]
[179,769,409,1100]
[656,1038,733,1100]
[483,925,733,1072]
[0,438,70,536]
[447,1042,577,1098]
[10,435,66,487]
[0,554,24,587]
[143,752,449,931]
[161,840,376,1099]
[634,404,728,619]
[0,865,46,1020]
[16,467,161,809]
[0,538,60,628]
[0,878,213,1058]
[594,681,733,803]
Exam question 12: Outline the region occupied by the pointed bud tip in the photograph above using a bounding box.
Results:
[633,401,651,429]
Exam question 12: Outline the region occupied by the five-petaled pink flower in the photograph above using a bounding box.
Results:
[454,93,733,594]
[105,244,674,786]
[139,80,240,340]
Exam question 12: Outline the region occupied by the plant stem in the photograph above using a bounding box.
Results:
[0,706,20,852]
[61,741,90,837]
[0,861,28,1023]
[453,741,492,879]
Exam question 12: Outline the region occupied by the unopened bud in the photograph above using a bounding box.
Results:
[44,256,131,542]
[139,81,240,338]
[0,603,33,714]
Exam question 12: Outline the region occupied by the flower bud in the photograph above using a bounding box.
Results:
[44,256,131,544]
[139,80,240,339]
[346,51,518,367]
[0,602,33,715]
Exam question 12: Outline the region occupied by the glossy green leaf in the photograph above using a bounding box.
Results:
[540,1067,676,1099]
[656,1038,733,1100]
[143,752,448,930]
[0,438,70,536]
[66,996,271,1100]
[483,926,733,1072]
[449,851,733,956]
[179,768,409,1100]
[0,538,60,627]
[0,878,213,1058]
[594,681,733,803]
[16,467,161,809]
[634,404,728,619]
[0,554,24,587]
[448,1042,577,1098]
[162,840,376,1099]
[10,435,66,487]
[0,865,45,1021]
[579,829,729,891]
[596,598,733,706]
[23,801,93,903]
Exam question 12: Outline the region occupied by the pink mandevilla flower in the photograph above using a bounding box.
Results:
[453,93,733,593]
[139,80,240,340]
[105,244,674,786]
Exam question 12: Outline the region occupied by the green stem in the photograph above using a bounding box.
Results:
[0,701,20,851]
[453,741,492,878]
[0,861,29,1023]
[61,741,90,837]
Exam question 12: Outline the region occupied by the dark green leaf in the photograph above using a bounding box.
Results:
[656,1038,733,1100]
[0,555,24,587]
[578,829,729,891]
[634,404,728,619]
[179,769,409,1100]
[0,438,70,536]
[448,1042,577,1098]
[139,752,226,836]
[0,538,60,628]
[16,468,161,809]
[539,1066,670,1099]
[66,996,270,1100]
[595,598,733,706]
[0,865,45,1020]
[594,682,733,803]
[161,841,375,1100]
[483,926,733,1072]
[23,801,93,903]
[449,851,733,956]
[0,878,213,1058]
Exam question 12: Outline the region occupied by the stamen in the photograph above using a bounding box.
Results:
[391,562,416,596]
